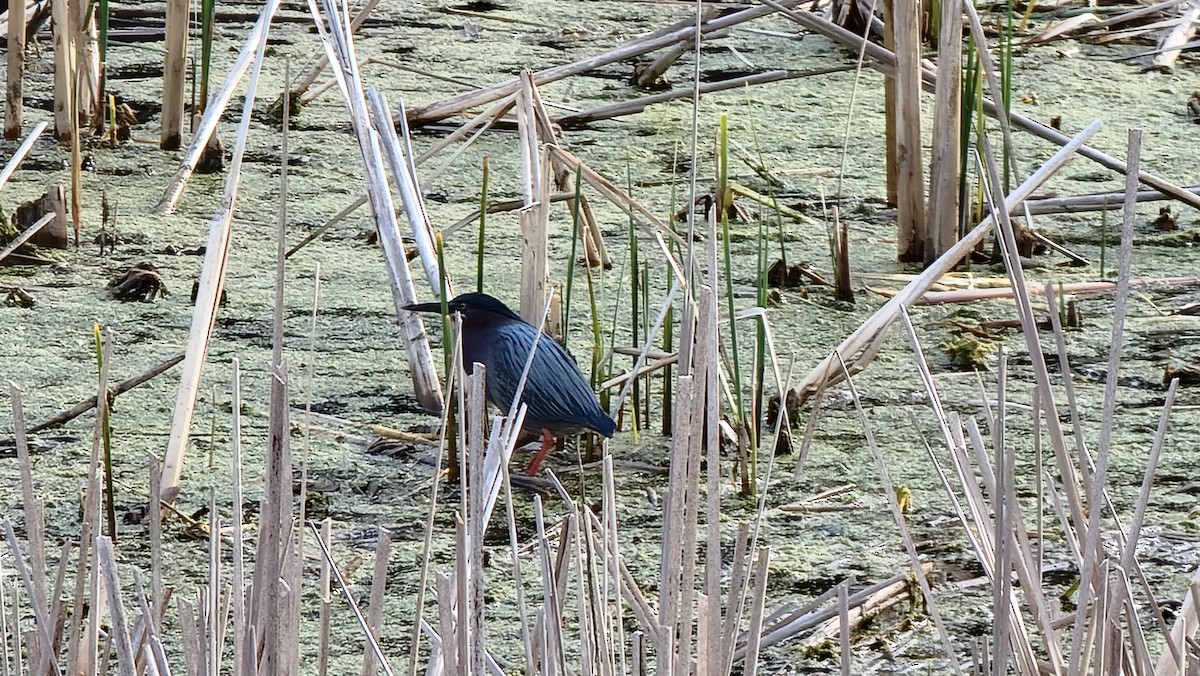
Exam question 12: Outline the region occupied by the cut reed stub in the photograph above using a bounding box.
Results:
[9,183,69,249]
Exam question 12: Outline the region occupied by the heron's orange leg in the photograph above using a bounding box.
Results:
[525,429,556,475]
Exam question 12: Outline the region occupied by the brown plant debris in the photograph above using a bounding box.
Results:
[1153,205,1178,230]
[767,259,832,288]
[1164,362,1200,386]
[108,261,169,302]
[3,287,36,308]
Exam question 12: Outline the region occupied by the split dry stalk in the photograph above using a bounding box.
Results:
[307,0,444,413]
[160,6,272,502]
[289,0,383,101]
[368,91,450,297]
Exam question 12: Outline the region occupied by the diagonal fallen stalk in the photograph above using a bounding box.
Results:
[0,213,55,266]
[0,120,48,190]
[159,2,274,503]
[154,0,282,214]
[790,119,1102,404]
[404,0,803,126]
[27,351,185,434]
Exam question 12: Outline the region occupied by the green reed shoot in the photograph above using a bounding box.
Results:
[435,232,459,480]
[563,168,585,346]
[199,0,217,112]
[627,158,642,436]
[477,156,489,293]
[93,324,117,541]
[718,114,751,493]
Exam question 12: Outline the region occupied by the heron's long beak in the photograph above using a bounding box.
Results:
[403,301,447,313]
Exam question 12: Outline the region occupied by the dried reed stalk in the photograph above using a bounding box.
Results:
[50,0,75,142]
[1150,2,1199,70]
[0,213,55,265]
[0,120,47,188]
[367,92,449,297]
[154,0,282,214]
[761,0,1200,211]
[160,6,272,502]
[160,0,188,149]
[789,120,1101,404]
[1067,129,1141,675]
[6,385,49,673]
[873,275,1200,305]
[3,0,25,140]
[926,0,962,260]
[1025,185,1200,215]
[404,0,803,126]
[27,350,184,433]
[96,537,136,676]
[517,74,550,321]
[362,529,393,676]
[307,0,444,413]
[71,0,100,126]
[890,0,926,262]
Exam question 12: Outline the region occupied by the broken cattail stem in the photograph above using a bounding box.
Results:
[890,0,926,262]
[926,0,963,261]
[161,0,188,149]
[3,0,26,140]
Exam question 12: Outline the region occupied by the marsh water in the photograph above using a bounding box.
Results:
[2,0,1200,672]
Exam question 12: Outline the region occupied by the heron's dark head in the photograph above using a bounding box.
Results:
[404,292,524,325]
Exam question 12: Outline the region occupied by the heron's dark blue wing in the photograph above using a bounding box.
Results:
[487,323,615,437]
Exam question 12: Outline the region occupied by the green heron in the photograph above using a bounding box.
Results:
[405,292,616,474]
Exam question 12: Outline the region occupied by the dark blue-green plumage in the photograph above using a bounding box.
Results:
[406,293,616,441]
